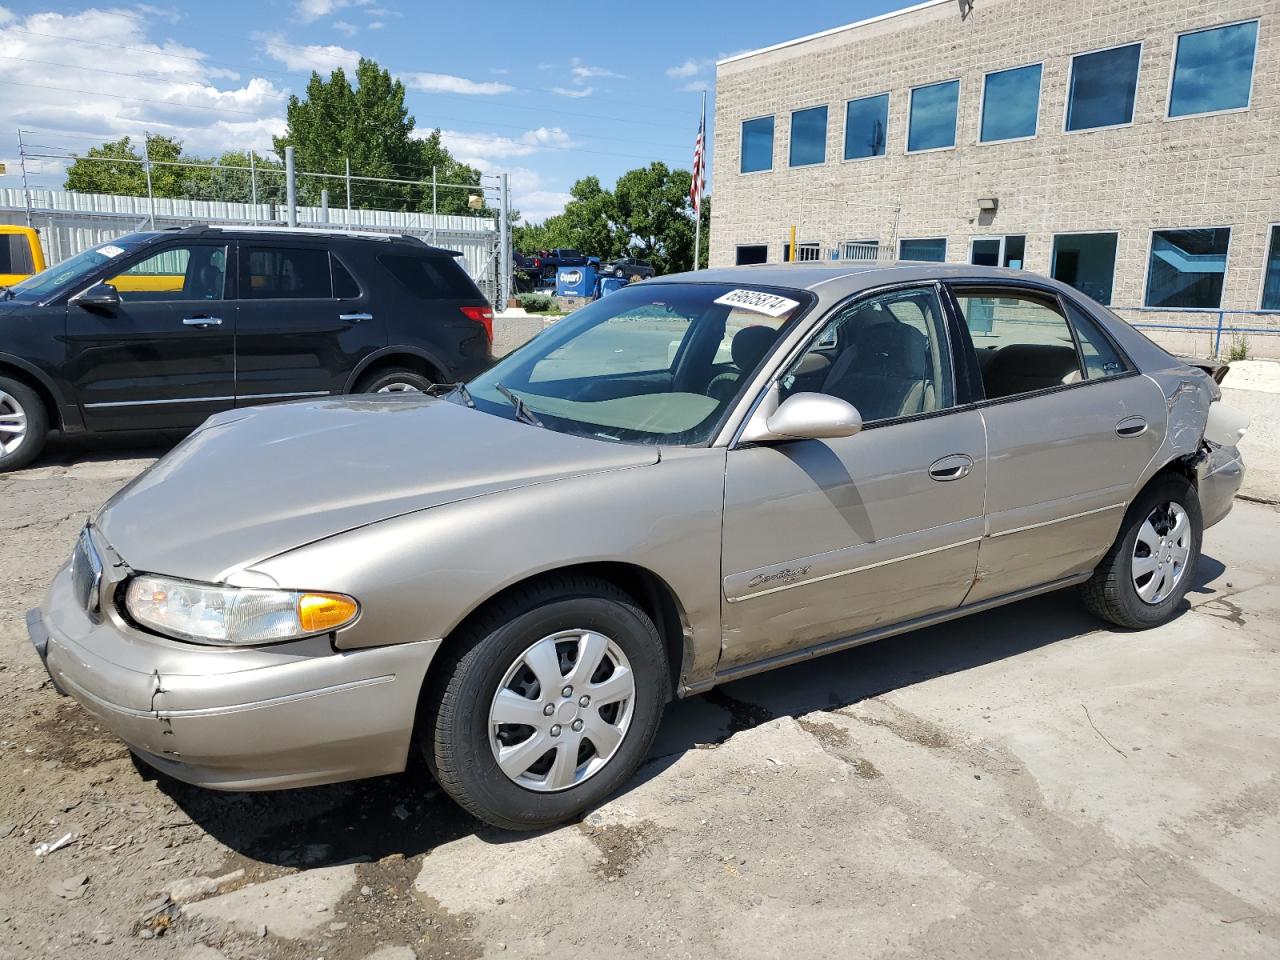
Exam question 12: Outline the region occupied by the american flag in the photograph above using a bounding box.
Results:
[689,114,705,215]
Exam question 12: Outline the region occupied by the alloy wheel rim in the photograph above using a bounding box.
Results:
[0,390,27,456]
[489,629,636,793]
[375,382,422,394]
[1132,500,1191,605]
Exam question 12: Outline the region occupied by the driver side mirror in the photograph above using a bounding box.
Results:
[71,282,120,309]
[740,384,863,444]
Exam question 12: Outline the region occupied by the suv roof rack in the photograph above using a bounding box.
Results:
[181,224,406,241]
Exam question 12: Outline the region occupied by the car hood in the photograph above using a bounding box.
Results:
[95,395,658,583]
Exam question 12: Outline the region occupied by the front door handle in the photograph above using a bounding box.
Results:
[182,316,222,327]
[928,453,974,481]
[339,312,373,323]
[1116,416,1148,438]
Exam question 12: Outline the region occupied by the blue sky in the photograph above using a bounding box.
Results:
[0,1,908,221]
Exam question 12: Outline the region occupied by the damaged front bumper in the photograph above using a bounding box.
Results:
[27,560,439,791]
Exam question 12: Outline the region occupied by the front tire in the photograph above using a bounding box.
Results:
[423,576,668,831]
[356,368,436,394]
[0,377,48,473]
[1080,474,1202,628]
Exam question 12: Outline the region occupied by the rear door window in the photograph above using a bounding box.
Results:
[243,246,332,299]
[332,255,361,299]
[379,255,479,300]
[1063,299,1130,379]
[952,286,1084,399]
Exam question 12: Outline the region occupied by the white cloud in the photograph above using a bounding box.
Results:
[437,126,573,160]
[0,8,287,166]
[680,80,709,93]
[295,0,343,21]
[332,19,358,36]
[402,72,513,96]
[551,86,592,99]
[261,34,361,74]
[569,58,624,81]
[666,57,711,79]
[367,20,385,29]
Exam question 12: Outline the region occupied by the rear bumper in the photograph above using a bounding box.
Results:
[29,565,439,791]
[1199,444,1244,530]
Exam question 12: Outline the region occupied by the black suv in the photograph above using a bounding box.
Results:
[0,225,494,471]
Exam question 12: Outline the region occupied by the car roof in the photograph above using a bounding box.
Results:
[649,261,1051,297]
[132,225,461,256]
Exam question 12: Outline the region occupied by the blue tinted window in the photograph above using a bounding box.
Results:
[1263,226,1280,311]
[1169,21,1258,117]
[740,116,774,173]
[981,63,1042,141]
[844,93,889,160]
[908,80,959,152]
[1066,44,1141,131]
[789,106,828,167]
[1145,228,1231,309]
[899,238,947,262]
[1051,233,1118,305]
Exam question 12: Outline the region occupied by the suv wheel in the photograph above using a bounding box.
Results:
[1080,473,1202,628]
[423,576,668,830]
[356,368,436,394]
[0,377,48,473]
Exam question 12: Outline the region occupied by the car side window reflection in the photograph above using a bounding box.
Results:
[1063,299,1130,379]
[953,288,1085,399]
[106,245,227,303]
[780,285,953,422]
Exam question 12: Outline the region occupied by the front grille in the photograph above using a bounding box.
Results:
[70,527,103,617]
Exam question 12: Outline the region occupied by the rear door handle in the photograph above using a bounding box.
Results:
[182,316,222,327]
[928,453,974,481]
[1116,416,1148,438]
[339,312,373,323]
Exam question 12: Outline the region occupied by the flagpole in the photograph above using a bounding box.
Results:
[693,90,706,271]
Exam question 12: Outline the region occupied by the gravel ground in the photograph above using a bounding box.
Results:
[0,434,1277,960]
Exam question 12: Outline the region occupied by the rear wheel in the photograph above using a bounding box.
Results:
[1080,474,1201,628]
[0,377,48,473]
[356,368,436,395]
[423,576,668,830]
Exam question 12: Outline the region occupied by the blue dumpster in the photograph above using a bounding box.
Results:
[598,276,628,298]
[555,264,596,298]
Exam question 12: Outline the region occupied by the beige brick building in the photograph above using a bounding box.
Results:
[710,0,1280,357]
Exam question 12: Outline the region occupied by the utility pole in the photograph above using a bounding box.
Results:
[431,166,438,244]
[284,145,297,228]
[320,188,330,224]
[248,150,258,224]
[142,131,155,229]
[16,128,32,227]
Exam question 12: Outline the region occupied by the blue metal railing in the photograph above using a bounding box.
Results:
[1112,307,1279,356]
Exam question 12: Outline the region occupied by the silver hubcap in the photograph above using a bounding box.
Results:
[489,629,635,792]
[1132,501,1191,605]
[375,381,422,394]
[0,390,27,456]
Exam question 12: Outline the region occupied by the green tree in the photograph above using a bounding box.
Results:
[63,137,280,204]
[274,58,487,215]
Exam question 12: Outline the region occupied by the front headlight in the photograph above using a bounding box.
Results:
[124,575,359,646]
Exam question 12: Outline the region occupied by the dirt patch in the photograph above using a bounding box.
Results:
[33,699,132,771]
[848,699,953,749]
[797,718,853,749]
[580,819,659,881]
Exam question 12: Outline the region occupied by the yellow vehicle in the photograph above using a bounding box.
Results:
[0,225,46,288]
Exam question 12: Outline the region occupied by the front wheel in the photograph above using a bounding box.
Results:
[1080,474,1202,628]
[356,368,436,395]
[423,577,668,830]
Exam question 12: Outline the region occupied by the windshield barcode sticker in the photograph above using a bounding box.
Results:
[713,289,800,317]
[97,244,125,258]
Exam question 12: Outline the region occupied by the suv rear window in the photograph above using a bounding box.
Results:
[379,255,479,300]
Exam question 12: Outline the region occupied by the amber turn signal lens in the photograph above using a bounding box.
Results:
[297,593,359,633]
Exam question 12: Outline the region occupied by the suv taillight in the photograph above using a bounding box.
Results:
[460,305,494,343]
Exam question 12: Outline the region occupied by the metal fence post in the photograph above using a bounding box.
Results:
[142,131,155,229]
[431,166,438,245]
[344,157,352,224]
[499,172,511,307]
[320,188,330,225]
[1214,311,1225,357]
[285,146,297,228]
[248,150,258,225]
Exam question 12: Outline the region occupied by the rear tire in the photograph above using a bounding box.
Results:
[356,368,436,394]
[1080,473,1201,628]
[0,376,48,473]
[423,576,668,831]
